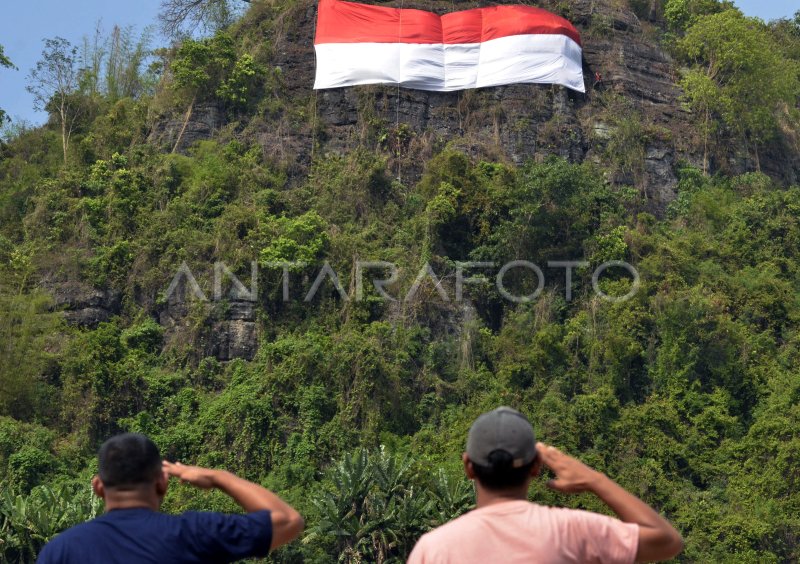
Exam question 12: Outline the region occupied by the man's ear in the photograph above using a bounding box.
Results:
[92,475,106,499]
[156,470,168,497]
[462,452,476,480]
[531,454,542,478]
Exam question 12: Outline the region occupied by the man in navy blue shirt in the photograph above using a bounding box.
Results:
[37,433,304,563]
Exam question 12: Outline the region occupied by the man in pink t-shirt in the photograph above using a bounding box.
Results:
[408,407,683,563]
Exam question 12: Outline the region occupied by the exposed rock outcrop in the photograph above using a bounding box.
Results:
[147,0,799,208]
[41,279,121,327]
[158,279,259,362]
[258,0,694,214]
[148,102,224,153]
[207,302,258,361]
[141,0,798,361]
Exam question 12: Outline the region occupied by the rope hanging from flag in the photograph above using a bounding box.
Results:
[313,0,586,93]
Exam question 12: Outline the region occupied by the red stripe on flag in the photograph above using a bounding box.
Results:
[439,9,483,44]
[314,0,582,47]
[465,5,582,46]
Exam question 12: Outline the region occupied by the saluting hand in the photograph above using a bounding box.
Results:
[163,461,218,489]
[535,442,602,494]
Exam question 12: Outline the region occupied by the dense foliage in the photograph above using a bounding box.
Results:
[0,44,15,124]
[672,5,800,172]
[0,0,798,562]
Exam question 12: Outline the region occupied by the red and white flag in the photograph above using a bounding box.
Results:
[313,0,585,92]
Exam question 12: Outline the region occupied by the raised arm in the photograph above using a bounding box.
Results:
[536,442,683,563]
[163,461,304,550]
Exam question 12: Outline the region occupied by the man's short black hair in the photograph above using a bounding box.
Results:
[471,449,535,491]
[98,433,162,489]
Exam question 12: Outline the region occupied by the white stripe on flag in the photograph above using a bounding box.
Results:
[476,35,584,92]
[314,34,585,92]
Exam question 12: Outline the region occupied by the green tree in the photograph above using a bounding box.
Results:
[0,291,62,421]
[0,484,102,562]
[159,0,250,38]
[663,0,734,33]
[678,10,800,171]
[26,38,83,165]
[169,33,263,150]
[477,157,628,263]
[0,45,12,69]
[0,44,17,123]
[76,23,155,102]
[104,25,154,101]
[305,448,470,562]
[769,10,800,62]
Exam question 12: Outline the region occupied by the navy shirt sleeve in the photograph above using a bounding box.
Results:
[36,541,59,564]
[181,510,273,561]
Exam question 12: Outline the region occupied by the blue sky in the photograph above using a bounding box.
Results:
[1,0,798,126]
[1,0,162,126]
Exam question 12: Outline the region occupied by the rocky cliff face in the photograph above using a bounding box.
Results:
[138,0,797,361]
[42,278,121,328]
[311,0,690,213]
[159,298,258,361]
[151,0,800,204]
[153,103,224,154]
[151,0,700,215]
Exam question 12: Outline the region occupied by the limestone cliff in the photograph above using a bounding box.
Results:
[137,0,799,360]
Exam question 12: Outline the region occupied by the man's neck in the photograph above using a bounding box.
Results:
[474,483,529,509]
[103,489,161,512]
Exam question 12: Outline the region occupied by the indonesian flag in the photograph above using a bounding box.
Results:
[314,0,585,93]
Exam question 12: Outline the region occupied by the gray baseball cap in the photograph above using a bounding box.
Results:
[466,406,537,468]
